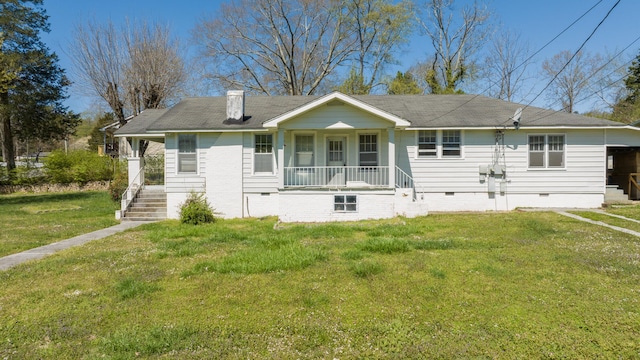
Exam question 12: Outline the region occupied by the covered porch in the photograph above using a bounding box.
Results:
[274,128,399,190]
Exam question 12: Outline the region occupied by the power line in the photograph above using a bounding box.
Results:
[520,0,621,113]
[423,0,607,125]
[521,33,640,123]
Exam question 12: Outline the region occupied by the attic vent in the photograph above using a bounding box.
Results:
[327,99,344,106]
[227,90,245,121]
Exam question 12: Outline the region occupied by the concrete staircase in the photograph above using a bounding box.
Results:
[605,185,633,205]
[123,186,167,221]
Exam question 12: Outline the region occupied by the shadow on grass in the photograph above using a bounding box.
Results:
[0,191,97,205]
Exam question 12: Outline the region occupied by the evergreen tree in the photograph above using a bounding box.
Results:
[336,68,372,95]
[612,51,640,123]
[387,71,422,95]
[0,0,78,170]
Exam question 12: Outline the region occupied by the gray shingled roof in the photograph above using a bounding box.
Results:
[115,93,626,136]
[114,109,169,136]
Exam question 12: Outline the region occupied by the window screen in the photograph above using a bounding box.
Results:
[178,134,197,173]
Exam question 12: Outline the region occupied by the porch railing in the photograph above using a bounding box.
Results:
[284,166,389,188]
[629,173,640,200]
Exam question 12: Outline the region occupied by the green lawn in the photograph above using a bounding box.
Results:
[1,210,639,358]
[0,191,119,257]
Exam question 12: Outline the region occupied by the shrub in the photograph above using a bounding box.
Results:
[109,162,128,202]
[0,163,47,186]
[44,150,114,184]
[179,192,215,225]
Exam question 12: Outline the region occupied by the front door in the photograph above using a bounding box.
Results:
[327,137,346,166]
[327,137,346,185]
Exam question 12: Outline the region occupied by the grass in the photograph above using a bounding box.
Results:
[0,191,119,257]
[0,210,639,358]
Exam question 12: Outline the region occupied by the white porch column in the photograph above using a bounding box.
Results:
[277,129,285,189]
[127,138,144,186]
[388,127,396,188]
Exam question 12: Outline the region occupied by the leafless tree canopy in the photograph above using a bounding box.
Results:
[70,19,186,123]
[194,0,360,96]
[541,50,605,113]
[416,0,490,94]
[483,30,532,102]
[124,22,186,114]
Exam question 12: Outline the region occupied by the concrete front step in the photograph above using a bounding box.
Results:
[123,188,167,220]
[605,186,633,204]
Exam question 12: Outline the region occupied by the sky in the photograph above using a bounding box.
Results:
[38,0,640,115]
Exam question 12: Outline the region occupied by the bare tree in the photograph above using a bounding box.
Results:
[70,19,186,124]
[482,30,533,102]
[124,21,187,114]
[541,50,603,113]
[416,0,491,94]
[193,0,357,96]
[70,20,127,123]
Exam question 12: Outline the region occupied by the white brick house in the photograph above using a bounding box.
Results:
[114,91,640,222]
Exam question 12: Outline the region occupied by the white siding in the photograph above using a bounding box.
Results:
[282,130,389,168]
[606,128,640,146]
[165,133,207,193]
[242,133,279,193]
[397,128,608,211]
[281,104,393,130]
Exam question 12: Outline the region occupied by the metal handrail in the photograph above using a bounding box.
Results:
[395,167,424,201]
[120,165,145,216]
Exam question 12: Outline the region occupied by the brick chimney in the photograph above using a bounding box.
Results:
[226,90,245,121]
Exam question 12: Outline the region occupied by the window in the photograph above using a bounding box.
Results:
[334,195,357,212]
[416,130,463,158]
[295,135,314,167]
[254,134,273,173]
[442,130,461,157]
[359,134,378,166]
[528,134,565,169]
[548,135,565,167]
[178,134,196,173]
[417,130,437,158]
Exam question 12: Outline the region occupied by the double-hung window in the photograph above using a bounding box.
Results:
[417,130,437,158]
[442,130,461,157]
[416,130,462,158]
[295,135,314,167]
[178,134,197,173]
[254,134,274,173]
[359,134,378,166]
[528,134,565,168]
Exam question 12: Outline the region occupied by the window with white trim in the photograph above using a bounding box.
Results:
[417,130,437,158]
[416,130,463,158]
[334,195,357,212]
[528,134,565,168]
[254,134,273,173]
[295,134,314,167]
[178,134,196,173]
[442,130,461,157]
[359,134,378,166]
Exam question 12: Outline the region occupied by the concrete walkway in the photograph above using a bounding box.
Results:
[556,210,640,237]
[0,221,152,271]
